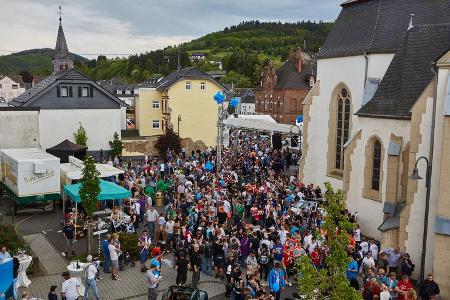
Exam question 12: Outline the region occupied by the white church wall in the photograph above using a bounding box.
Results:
[38,109,122,151]
[302,53,394,188]
[347,117,410,240]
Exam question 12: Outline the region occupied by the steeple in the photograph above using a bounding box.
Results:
[52,6,73,74]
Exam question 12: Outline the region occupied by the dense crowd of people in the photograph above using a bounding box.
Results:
[7,129,441,300]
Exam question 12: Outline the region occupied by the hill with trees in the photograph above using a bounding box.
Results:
[0,48,88,75]
[1,21,332,87]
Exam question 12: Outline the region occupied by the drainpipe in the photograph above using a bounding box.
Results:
[419,64,438,282]
[363,51,369,87]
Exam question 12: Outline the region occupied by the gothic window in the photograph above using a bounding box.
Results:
[372,140,381,190]
[334,88,351,170]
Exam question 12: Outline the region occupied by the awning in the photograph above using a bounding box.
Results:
[0,181,60,205]
[63,180,131,203]
[223,117,299,134]
[60,156,124,180]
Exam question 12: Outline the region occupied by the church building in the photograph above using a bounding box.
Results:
[9,15,126,154]
[299,0,450,294]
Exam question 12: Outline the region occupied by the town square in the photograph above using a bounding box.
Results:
[0,1,449,299]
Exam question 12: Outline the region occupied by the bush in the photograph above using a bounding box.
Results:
[0,224,25,254]
[155,128,181,157]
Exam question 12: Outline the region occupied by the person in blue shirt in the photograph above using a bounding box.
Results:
[272,238,284,265]
[102,234,111,273]
[269,262,285,300]
[347,253,359,290]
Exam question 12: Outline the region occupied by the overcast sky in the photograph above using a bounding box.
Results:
[0,0,340,58]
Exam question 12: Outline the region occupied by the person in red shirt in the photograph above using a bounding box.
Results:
[310,246,321,269]
[396,275,414,300]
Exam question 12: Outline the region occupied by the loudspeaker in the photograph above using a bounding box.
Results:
[272,133,282,149]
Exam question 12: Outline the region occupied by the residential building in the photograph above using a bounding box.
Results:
[0,75,26,103]
[299,0,450,293]
[190,52,207,61]
[225,89,256,115]
[255,48,315,124]
[8,17,126,154]
[135,67,227,146]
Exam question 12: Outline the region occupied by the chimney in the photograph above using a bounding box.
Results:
[296,48,302,73]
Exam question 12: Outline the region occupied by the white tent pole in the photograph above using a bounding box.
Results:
[74,202,77,241]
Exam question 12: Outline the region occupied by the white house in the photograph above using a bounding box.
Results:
[0,75,26,103]
[299,0,450,293]
[9,17,126,156]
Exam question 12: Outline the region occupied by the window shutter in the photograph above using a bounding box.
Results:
[89,86,94,97]
[56,86,61,97]
[68,86,73,97]
[78,86,82,97]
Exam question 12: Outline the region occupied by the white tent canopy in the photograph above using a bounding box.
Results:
[223,115,300,134]
[60,156,124,180]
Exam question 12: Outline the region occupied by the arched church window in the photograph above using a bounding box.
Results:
[335,88,351,170]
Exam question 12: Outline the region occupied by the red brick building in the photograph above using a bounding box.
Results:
[255,48,315,124]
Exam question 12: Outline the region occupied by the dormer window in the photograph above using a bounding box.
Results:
[79,86,89,97]
[60,86,68,97]
[59,65,64,71]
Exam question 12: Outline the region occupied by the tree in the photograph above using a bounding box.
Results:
[296,182,361,300]
[109,132,123,158]
[74,122,88,146]
[155,128,181,156]
[79,155,100,255]
[221,71,252,88]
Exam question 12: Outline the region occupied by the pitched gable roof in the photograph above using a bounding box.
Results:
[9,68,126,108]
[356,24,450,119]
[155,67,228,91]
[275,56,316,89]
[319,0,450,59]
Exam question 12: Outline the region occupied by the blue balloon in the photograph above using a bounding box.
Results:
[205,161,214,172]
[296,115,304,123]
[213,91,225,104]
[230,97,240,108]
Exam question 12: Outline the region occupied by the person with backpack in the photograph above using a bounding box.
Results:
[201,237,213,276]
[268,262,285,300]
[258,243,271,281]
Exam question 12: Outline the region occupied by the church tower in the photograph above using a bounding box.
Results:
[52,6,73,74]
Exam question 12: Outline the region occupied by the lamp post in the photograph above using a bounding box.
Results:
[409,156,432,283]
[177,114,182,136]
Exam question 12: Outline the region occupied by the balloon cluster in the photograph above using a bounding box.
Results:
[229,97,241,108]
[296,115,304,123]
[213,91,225,104]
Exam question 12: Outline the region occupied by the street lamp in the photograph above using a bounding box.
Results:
[409,156,432,283]
[177,114,182,136]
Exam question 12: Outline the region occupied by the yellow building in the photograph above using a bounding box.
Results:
[135,67,227,146]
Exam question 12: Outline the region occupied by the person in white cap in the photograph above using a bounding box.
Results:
[84,255,100,300]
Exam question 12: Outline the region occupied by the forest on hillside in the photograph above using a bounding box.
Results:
[2,20,332,88]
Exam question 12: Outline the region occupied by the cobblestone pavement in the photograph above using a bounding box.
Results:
[21,256,225,300]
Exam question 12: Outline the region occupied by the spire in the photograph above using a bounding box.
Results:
[52,6,73,73]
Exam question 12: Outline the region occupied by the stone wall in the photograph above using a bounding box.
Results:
[122,137,207,157]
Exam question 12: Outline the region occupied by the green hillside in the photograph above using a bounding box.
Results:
[1,20,332,87]
[0,48,88,75]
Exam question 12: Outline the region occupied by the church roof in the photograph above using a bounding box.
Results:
[53,23,71,60]
[318,0,450,59]
[356,24,450,119]
[8,68,126,107]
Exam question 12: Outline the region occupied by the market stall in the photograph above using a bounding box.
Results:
[0,148,61,214]
[46,139,87,163]
[63,180,132,237]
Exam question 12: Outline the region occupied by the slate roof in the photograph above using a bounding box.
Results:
[53,23,71,60]
[275,56,316,89]
[356,24,450,119]
[9,68,126,107]
[319,0,450,58]
[225,88,255,104]
[141,67,227,91]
